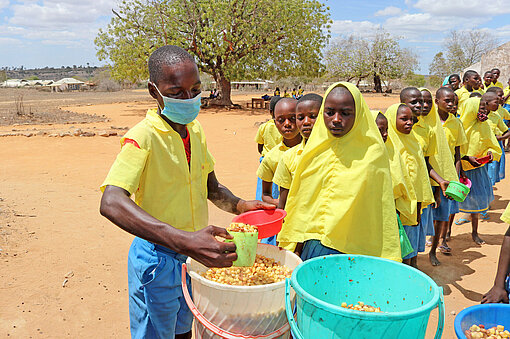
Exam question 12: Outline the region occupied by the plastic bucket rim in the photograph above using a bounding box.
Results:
[454,303,510,339]
[187,243,301,292]
[231,208,287,226]
[290,254,441,320]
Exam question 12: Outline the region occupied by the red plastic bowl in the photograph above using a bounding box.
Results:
[231,209,287,239]
[459,177,472,188]
[476,155,491,164]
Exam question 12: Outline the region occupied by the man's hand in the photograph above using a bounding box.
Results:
[180,226,237,268]
[482,285,510,304]
[237,199,276,214]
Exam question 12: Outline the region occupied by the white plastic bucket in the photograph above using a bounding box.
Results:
[181,244,302,339]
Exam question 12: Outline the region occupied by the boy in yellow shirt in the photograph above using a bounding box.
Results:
[257,98,302,244]
[491,68,504,89]
[99,45,272,339]
[455,70,484,113]
[255,96,283,200]
[483,71,494,90]
[432,87,468,265]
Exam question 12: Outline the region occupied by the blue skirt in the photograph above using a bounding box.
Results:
[300,239,342,261]
[499,140,505,181]
[488,141,505,185]
[403,223,426,259]
[423,204,435,236]
[459,165,494,214]
[433,187,459,221]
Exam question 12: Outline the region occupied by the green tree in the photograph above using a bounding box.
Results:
[95,0,331,106]
[428,52,448,79]
[324,29,417,93]
[428,29,498,76]
[28,75,40,80]
[403,72,425,88]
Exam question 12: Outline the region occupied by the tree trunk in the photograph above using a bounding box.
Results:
[209,72,234,107]
[373,73,382,93]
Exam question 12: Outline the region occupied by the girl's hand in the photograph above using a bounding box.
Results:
[466,156,481,167]
[488,151,494,163]
[439,180,450,197]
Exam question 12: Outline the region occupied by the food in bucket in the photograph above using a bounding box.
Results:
[202,254,292,286]
[340,301,382,313]
[466,324,510,338]
[227,222,258,232]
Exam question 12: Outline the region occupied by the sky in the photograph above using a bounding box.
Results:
[0,0,510,73]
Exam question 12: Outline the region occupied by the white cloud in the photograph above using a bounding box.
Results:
[330,20,381,37]
[0,0,9,10]
[414,0,510,17]
[374,6,403,17]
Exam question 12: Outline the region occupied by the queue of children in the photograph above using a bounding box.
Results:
[256,69,509,275]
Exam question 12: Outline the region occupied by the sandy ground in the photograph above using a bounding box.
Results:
[0,90,508,338]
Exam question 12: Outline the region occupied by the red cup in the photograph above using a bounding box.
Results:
[231,209,287,239]
[476,155,491,164]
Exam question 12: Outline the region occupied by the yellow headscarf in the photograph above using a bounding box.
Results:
[372,109,418,225]
[460,97,502,171]
[420,88,459,183]
[385,104,435,209]
[277,82,401,262]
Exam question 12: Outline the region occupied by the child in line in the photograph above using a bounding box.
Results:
[277,82,401,262]
[385,103,434,267]
[443,74,462,91]
[503,78,510,151]
[491,68,504,89]
[255,96,282,200]
[456,70,484,112]
[483,71,494,91]
[458,96,502,245]
[273,93,322,253]
[274,93,322,209]
[420,88,460,266]
[374,111,417,259]
[482,201,510,304]
[431,87,468,265]
[257,98,302,244]
[484,90,510,187]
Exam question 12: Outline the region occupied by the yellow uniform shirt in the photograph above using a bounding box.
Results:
[487,110,509,136]
[101,109,215,233]
[497,106,510,120]
[493,81,504,89]
[504,86,510,104]
[442,113,468,157]
[456,86,485,114]
[412,119,437,157]
[273,140,305,190]
[254,119,283,156]
[502,202,510,224]
[257,142,289,182]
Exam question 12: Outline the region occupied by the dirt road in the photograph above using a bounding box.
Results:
[0,91,508,338]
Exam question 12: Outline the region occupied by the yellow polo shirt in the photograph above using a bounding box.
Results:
[487,110,509,136]
[257,142,289,182]
[101,109,215,232]
[442,113,468,157]
[413,119,437,157]
[273,140,306,189]
[456,86,485,114]
[254,119,282,156]
[493,81,504,89]
[497,106,510,120]
[504,86,510,104]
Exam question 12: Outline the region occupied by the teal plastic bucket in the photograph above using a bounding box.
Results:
[285,255,444,339]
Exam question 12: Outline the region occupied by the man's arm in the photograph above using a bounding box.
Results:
[100,185,237,267]
[482,227,510,304]
[207,171,275,214]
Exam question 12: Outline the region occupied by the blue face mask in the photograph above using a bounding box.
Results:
[151,82,201,125]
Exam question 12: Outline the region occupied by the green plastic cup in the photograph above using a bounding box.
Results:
[226,231,258,267]
[445,181,470,202]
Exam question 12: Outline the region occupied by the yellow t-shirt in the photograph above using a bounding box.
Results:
[504,86,510,104]
[456,86,485,114]
[254,119,283,156]
[256,142,290,182]
[497,106,510,120]
[487,110,509,136]
[273,140,306,189]
[502,202,510,224]
[101,109,215,233]
[442,113,468,157]
[412,119,437,157]
[493,81,504,89]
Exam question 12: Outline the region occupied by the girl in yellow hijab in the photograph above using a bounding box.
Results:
[276,82,401,262]
[459,97,502,245]
[385,103,435,267]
